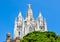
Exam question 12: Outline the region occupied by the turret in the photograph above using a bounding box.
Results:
[27,4,32,16]
[17,12,24,26]
[16,12,24,39]
[18,12,23,21]
[38,12,43,26]
[43,18,47,31]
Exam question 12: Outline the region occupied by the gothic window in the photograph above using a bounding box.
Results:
[17,25,22,31]
[17,25,22,28]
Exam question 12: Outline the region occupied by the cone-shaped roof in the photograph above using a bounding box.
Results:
[18,12,22,17]
[39,12,42,17]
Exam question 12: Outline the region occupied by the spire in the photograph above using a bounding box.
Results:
[27,4,33,20]
[44,18,47,31]
[27,4,32,14]
[44,18,47,26]
[18,12,22,17]
[28,4,31,9]
[38,12,43,21]
[17,11,24,21]
[39,12,42,17]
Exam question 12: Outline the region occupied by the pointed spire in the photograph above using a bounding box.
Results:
[18,12,22,17]
[39,12,42,17]
[44,17,47,31]
[38,12,43,21]
[18,11,24,21]
[44,17,47,26]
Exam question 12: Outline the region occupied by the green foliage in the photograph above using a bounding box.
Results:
[21,31,60,42]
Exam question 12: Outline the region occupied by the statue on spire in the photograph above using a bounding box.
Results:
[28,4,31,8]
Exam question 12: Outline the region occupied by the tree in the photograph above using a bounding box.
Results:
[21,31,60,42]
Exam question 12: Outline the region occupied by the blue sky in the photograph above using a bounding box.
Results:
[0,0,60,42]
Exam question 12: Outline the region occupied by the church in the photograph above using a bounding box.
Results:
[6,4,48,42]
[14,4,47,39]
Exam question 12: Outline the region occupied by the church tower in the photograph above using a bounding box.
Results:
[36,12,47,32]
[38,12,43,26]
[14,12,24,39]
[43,18,47,31]
[27,4,34,21]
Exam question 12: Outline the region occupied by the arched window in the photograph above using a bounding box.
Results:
[17,25,22,31]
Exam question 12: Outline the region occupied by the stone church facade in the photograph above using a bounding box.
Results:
[6,4,47,42]
[14,4,47,39]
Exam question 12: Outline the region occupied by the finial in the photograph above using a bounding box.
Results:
[28,4,31,8]
[39,12,42,17]
[18,12,22,18]
[19,12,22,16]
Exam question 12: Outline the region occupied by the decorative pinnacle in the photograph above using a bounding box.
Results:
[28,4,31,8]
[19,12,21,16]
[39,12,42,17]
